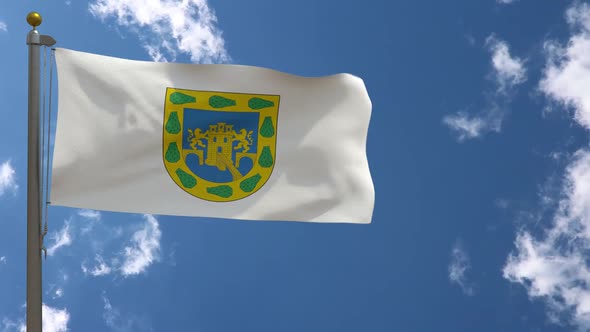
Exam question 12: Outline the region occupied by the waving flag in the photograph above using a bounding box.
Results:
[50,48,374,223]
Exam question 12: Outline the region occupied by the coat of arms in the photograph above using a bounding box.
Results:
[162,88,279,202]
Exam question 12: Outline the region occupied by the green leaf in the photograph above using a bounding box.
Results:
[207,185,233,198]
[170,92,196,104]
[175,169,197,188]
[258,146,273,168]
[165,143,180,163]
[240,174,262,192]
[248,97,274,110]
[260,116,275,138]
[165,112,181,134]
[209,95,236,108]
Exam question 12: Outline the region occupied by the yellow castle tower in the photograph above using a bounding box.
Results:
[205,122,234,170]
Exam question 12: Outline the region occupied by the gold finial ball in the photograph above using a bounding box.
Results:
[26,12,42,28]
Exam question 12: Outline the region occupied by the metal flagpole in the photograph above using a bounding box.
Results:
[26,12,55,332]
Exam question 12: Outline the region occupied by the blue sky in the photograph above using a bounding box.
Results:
[1,0,590,331]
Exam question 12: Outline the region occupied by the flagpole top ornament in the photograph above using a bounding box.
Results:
[26,12,42,29]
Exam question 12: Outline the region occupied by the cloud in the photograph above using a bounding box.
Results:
[81,254,112,277]
[0,256,5,264]
[120,214,161,277]
[102,295,123,330]
[78,210,102,235]
[448,240,475,296]
[46,269,70,303]
[497,0,518,4]
[0,160,17,196]
[444,36,525,141]
[53,288,63,299]
[0,22,6,32]
[443,107,502,142]
[504,151,590,329]
[78,209,102,234]
[47,221,72,256]
[88,0,229,63]
[540,3,590,129]
[102,294,151,331]
[42,304,70,332]
[78,214,162,278]
[495,198,510,209]
[78,209,101,221]
[504,3,590,329]
[442,113,487,141]
[1,317,23,332]
[1,305,69,332]
[487,36,527,93]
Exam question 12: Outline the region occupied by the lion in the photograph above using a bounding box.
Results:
[187,128,208,149]
[232,129,253,153]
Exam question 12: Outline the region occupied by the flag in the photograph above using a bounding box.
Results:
[50,48,374,223]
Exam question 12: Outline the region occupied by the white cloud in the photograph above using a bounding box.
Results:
[82,254,112,276]
[103,295,125,331]
[443,109,502,142]
[0,22,6,32]
[78,210,102,236]
[78,209,102,235]
[505,151,590,329]
[487,36,527,93]
[495,198,510,209]
[89,0,229,63]
[497,0,518,4]
[0,256,5,264]
[42,304,70,332]
[54,288,63,299]
[448,240,474,296]
[1,305,69,332]
[0,160,17,196]
[504,3,590,329]
[540,3,590,129]
[102,295,121,330]
[121,214,161,276]
[102,294,150,331]
[444,36,525,141]
[78,209,101,221]
[79,215,162,278]
[46,269,69,300]
[47,221,72,256]
[1,317,23,332]
[442,113,486,141]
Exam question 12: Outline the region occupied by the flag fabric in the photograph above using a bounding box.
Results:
[50,48,374,223]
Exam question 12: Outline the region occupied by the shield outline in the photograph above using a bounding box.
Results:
[162,88,280,202]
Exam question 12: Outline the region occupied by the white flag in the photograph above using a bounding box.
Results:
[51,48,374,223]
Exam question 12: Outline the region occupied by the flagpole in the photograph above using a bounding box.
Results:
[26,12,55,332]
